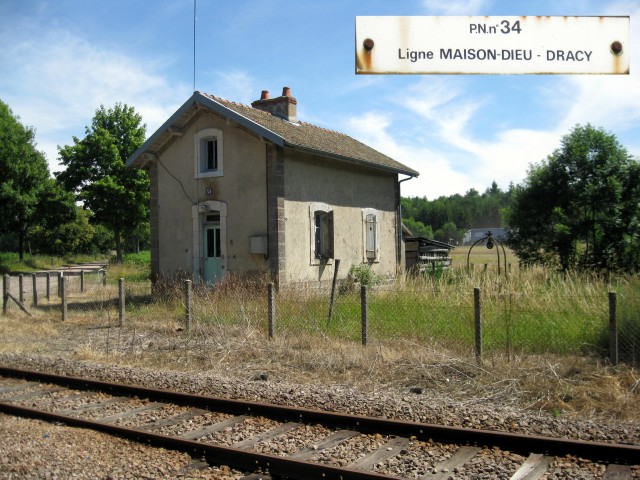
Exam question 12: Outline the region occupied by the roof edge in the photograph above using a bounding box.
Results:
[285,142,420,177]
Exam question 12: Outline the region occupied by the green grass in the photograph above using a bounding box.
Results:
[185,266,625,358]
[0,252,109,275]
[26,248,636,361]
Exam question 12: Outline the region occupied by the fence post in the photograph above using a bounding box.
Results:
[3,274,9,315]
[184,279,192,333]
[268,282,275,340]
[32,273,38,307]
[18,274,24,304]
[474,287,482,364]
[609,291,618,366]
[328,259,340,325]
[57,272,63,298]
[118,278,125,326]
[361,285,368,347]
[46,273,51,301]
[61,275,67,321]
[81,270,85,293]
[102,269,107,287]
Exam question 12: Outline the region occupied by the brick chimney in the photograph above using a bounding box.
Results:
[251,86,298,123]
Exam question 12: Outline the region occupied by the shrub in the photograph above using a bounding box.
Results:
[348,263,379,286]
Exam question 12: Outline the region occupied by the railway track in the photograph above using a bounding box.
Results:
[0,366,638,479]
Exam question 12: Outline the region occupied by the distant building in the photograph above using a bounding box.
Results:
[463,228,507,245]
[405,236,454,273]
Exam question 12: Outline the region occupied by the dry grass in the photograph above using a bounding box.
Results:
[2,260,639,423]
[1,303,639,423]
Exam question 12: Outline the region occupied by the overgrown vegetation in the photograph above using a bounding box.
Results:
[2,253,638,421]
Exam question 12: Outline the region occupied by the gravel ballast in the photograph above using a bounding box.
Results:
[1,353,639,479]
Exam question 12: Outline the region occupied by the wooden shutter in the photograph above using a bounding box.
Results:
[327,210,334,259]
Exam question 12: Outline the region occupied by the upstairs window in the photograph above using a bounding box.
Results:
[195,128,223,178]
[203,138,218,171]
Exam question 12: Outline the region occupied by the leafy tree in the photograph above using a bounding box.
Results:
[32,207,106,256]
[57,103,149,262]
[434,221,464,244]
[0,100,76,260]
[401,181,511,241]
[505,124,640,272]
[403,217,434,238]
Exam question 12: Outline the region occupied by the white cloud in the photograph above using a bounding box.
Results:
[422,0,493,15]
[557,4,640,137]
[0,26,187,172]
[206,70,258,105]
[345,111,477,198]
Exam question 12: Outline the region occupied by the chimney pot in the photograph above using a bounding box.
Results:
[251,87,297,123]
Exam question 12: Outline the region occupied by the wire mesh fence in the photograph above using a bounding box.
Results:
[3,269,639,366]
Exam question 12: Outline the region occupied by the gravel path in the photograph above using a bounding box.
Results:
[1,353,639,479]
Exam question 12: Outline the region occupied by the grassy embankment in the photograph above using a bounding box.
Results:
[2,248,638,420]
[3,248,637,359]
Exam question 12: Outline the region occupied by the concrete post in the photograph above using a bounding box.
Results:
[184,279,192,333]
[609,291,618,366]
[361,285,368,347]
[61,276,67,321]
[32,273,38,307]
[18,274,24,304]
[118,278,125,326]
[474,287,482,364]
[3,274,9,315]
[268,282,275,340]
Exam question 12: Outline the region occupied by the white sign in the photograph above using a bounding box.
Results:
[356,16,629,75]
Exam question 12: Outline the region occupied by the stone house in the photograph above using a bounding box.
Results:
[126,87,419,288]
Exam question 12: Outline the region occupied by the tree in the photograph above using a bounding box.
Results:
[505,124,640,272]
[401,181,511,240]
[434,221,463,244]
[403,217,434,239]
[31,207,109,256]
[0,100,76,260]
[57,103,149,262]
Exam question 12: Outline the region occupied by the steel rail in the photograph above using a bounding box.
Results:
[0,401,392,480]
[1,366,639,466]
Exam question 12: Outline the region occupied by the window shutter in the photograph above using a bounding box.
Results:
[314,212,322,259]
[366,214,376,259]
[327,210,334,259]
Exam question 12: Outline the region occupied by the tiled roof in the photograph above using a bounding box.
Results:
[201,92,419,177]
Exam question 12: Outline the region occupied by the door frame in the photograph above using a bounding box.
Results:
[192,201,227,283]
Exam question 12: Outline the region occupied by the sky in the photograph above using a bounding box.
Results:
[1,0,638,199]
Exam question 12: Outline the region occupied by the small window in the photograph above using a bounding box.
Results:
[203,138,218,171]
[310,203,334,263]
[362,208,379,262]
[195,128,223,178]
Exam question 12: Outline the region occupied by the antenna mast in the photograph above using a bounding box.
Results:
[193,0,197,92]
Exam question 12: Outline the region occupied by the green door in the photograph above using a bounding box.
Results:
[204,225,222,283]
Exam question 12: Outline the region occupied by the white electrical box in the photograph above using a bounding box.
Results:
[249,235,268,254]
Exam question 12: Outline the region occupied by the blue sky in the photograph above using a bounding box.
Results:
[1,0,638,199]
